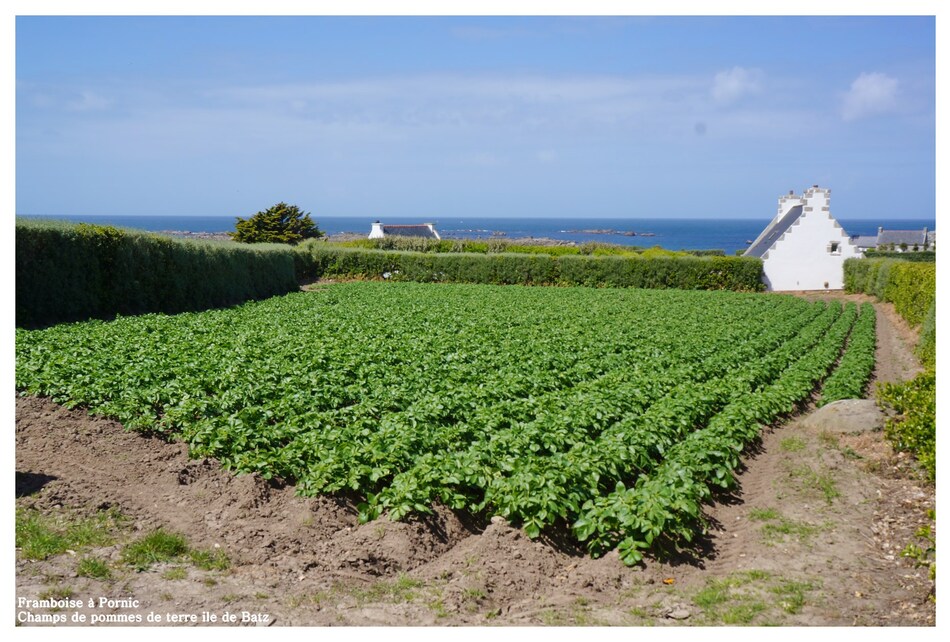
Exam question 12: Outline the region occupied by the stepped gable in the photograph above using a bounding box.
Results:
[743,185,860,291]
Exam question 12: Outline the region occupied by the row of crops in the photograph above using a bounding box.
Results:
[15,283,876,564]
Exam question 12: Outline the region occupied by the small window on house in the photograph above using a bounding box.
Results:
[828,241,841,255]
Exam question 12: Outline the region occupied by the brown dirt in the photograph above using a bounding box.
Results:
[14,296,935,627]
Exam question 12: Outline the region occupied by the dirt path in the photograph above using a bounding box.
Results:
[14,297,935,627]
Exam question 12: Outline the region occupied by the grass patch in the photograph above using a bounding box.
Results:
[462,587,486,601]
[350,575,425,605]
[780,436,807,452]
[760,519,823,544]
[720,601,768,624]
[628,606,652,622]
[748,507,781,522]
[691,571,817,625]
[76,557,112,580]
[38,585,74,602]
[188,548,230,571]
[789,464,841,505]
[770,579,816,614]
[121,529,188,571]
[429,597,450,619]
[16,507,122,561]
[161,567,188,581]
[289,588,337,609]
[749,508,829,546]
[121,529,230,574]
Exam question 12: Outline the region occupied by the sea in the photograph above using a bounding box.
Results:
[19,214,937,256]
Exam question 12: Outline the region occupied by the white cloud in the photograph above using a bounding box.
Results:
[66,90,112,112]
[841,72,899,121]
[711,67,762,104]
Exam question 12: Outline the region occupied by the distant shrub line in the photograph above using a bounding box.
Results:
[862,250,935,262]
[337,236,727,257]
[16,219,297,328]
[294,242,764,291]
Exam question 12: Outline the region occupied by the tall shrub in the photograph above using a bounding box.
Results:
[16,219,298,328]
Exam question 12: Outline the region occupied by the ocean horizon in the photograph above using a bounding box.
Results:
[19,214,937,256]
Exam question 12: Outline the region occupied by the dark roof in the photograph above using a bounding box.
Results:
[381,224,438,239]
[878,229,928,246]
[851,235,879,248]
[743,205,804,258]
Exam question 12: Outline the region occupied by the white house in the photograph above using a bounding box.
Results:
[369,221,441,240]
[744,186,860,291]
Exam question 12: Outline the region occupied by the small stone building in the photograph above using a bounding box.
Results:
[744,186,860,291]
[851,227,933,253]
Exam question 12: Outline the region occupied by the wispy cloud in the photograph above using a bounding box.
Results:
[841,72,899,121]
[17,71,840,170]
[711,67,762,105]
[66,89,112,112]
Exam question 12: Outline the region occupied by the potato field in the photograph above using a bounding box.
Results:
[15,282,876,565]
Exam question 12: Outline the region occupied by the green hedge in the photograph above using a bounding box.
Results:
[294,242,763,291]
[843,258,935,325]
[844,257,935,367]
[16,219,298,328]
[335,237,723,257]
[845,256,937,479]
[863,250,935,262]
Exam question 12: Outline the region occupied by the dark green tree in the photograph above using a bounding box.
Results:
[231,202,324,245]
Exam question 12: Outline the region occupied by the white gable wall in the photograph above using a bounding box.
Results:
[760,189,860,291]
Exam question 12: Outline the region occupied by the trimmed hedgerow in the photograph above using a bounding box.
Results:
[844,256,936,480]
[843,258,935,326]
[294,242,763,292]
[16,218,298,328]
[916,302,935,370]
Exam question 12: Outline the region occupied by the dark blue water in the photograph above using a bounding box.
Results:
[20,214,936,256]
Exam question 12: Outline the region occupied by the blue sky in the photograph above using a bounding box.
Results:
[15,14,937,220]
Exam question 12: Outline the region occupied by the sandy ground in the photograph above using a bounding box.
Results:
[14,294,935,627]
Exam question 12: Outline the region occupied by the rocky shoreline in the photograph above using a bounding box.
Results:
[158,230,591,247]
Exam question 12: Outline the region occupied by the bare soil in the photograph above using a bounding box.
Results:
[14,294,936,627]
